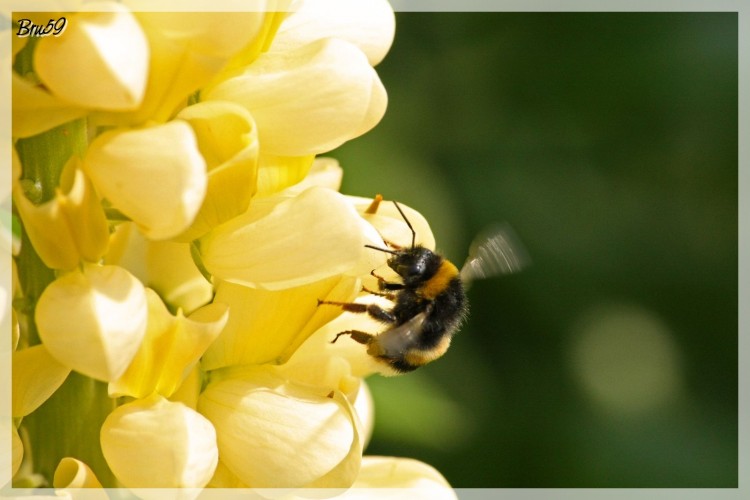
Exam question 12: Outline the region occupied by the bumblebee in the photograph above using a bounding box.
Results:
[318,196,528,373]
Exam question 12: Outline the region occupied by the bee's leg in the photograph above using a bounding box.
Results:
[317,299,397,323]
[331,330,374,345]
[370,270,405,292]
[362,285,398,301]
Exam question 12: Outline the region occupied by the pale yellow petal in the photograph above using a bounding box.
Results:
[205,38,387,156]
[11,73,88,138]
[35,264,148,381]
[13,174,77,271]
[273,0,395,65]
[53,458,103,489]
[353,381,375,449]
[106,224,212,314]
[12,344,71,417]
[255,153,315,197]
[289,295,396,378]
[172,101,259,242]
[202,275,358,371]
[197,369,361,489]
[168,365,201,410]
[83,122,207,240]
[206,460,248,488]
[292,156,344,192]
[348,456,456,499]
[199,187,366,290]
[34,6,149,110]
[349,195,436,251]
[146,239,213,314]
[100,395,218,488]
[14,156,110,270]
[109,289,227,399]
[93,10,270,125]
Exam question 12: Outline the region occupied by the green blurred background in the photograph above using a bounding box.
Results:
[332,13,737,487]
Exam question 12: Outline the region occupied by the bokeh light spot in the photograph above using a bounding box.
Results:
[567,302,684,417]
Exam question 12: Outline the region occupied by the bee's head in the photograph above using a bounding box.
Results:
[388,246,442,285]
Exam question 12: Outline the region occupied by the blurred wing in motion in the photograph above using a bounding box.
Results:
[459,223,530,285]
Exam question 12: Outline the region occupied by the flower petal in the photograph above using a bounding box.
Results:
[255,153,315,197]
[349,195,436,251]
[109,289,227,399]
[205,38,387,156]
[34,6,149,110]
[14,157,110,270]
[201,275,359,371]
[172,101,259,242]
[199,186,367,290]
[35,264,148,381]
[273,0,395,66]
[53,458,103,489]
[83,122,207,240]
[93,10,270,125]
[12,344,71,417]
[100,395,218,488]
[11,73,88,138]
[288,295,396,378]
[106,223,213,314]
[197,369,361,489]
[348,456,456,499]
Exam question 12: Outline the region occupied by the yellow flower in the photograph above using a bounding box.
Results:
[204,37,387,156]
[109,289,227,399]
[106,222,213,314]
[83,121,207,240]
[12,344,70,418]
[197,367,362,489]
[35,264,148,382]
[201,275,359,370]
[198,186,385,290]
[11,73,88,138]
[13,155,109,270]
[346,457,457,499]
[33,4,149,111]
[53,458,104,489]
[95,10,277,126]
[172,100,260,242]
[271,0,396,66]
[11,2,458,494]
[100,394,218,488]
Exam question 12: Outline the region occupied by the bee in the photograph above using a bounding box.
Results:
[317,195,528,373]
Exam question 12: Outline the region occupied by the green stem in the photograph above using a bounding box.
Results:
[21,373,118,488]
[15,120,117,487]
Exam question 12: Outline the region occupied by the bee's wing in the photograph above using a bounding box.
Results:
[459,223,530,286]
[374,311,429,357]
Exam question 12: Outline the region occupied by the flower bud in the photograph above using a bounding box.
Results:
[34,5,149,110]
[273,0,395,66]
[197,369,362,489]
[205,38,387,156]
[83,122,207,240]
[100,395,218,488]
[35,264,147,381]
[13,157,109,270]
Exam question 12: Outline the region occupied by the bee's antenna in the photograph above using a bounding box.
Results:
[365,244,399,255]
[392,201,416,249]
